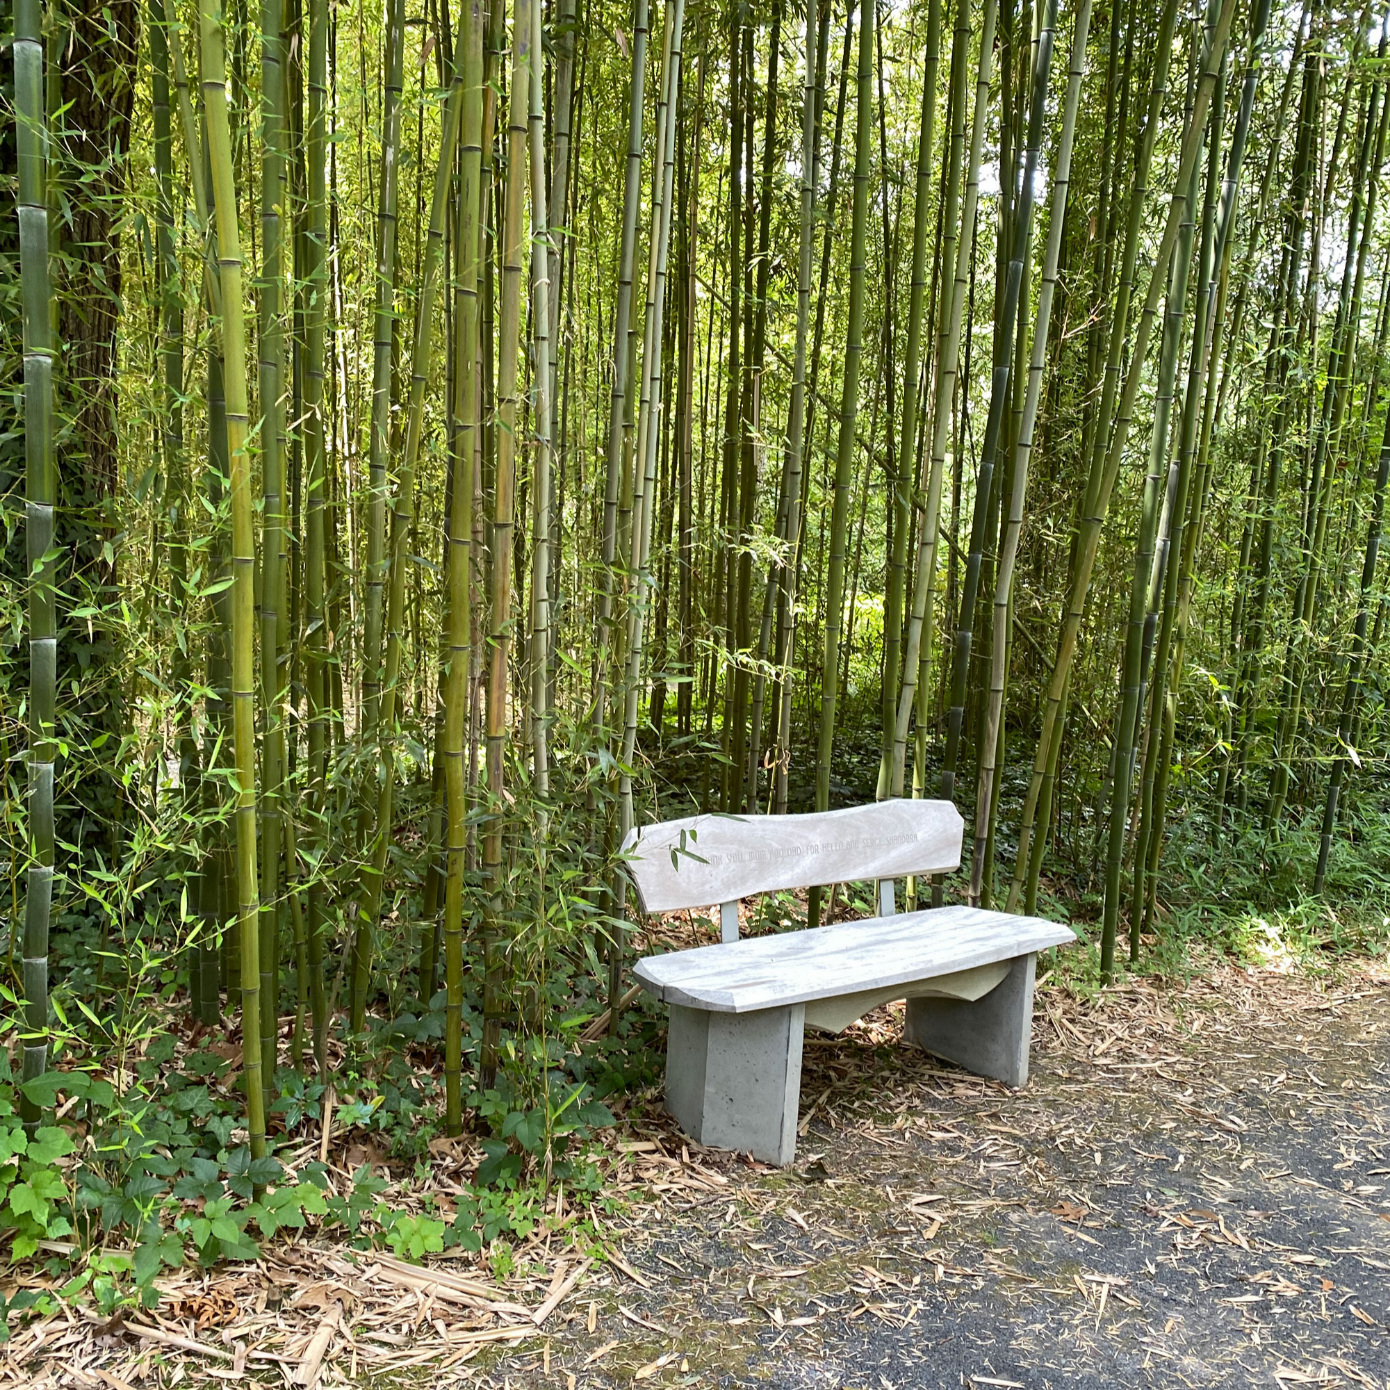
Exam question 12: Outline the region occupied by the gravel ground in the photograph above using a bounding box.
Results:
[485,953,1390,1390]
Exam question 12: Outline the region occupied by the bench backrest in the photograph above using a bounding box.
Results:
[620,800,964,919]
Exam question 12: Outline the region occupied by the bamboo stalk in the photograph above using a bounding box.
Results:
[258,0,288,1109]
[443,0,483,1134]
[361,0,407,736]
[200,0,267,1157]
[1007,0,1238,913]
[969,0,1092,904]
[938,0,1058,813]
[529,0,555,802]
[479,0,532,1090]
[302,0,330,1069]
[890,0,997,803]
[351,12,467,1032]
[16,0,55,1128]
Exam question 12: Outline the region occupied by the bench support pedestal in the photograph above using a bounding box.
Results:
[904,952,1036,1087]
[665,1002,804,1166]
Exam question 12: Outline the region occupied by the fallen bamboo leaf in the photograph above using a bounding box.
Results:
[294,1307,338,1387]
[584,1339,620,1365]
[123,1322,233,1361]
[633,1350,678,1380]
[93,1371,140,1390]
[618,1305,668,1334]
[532,1258,592,1326]
[607,1252,653,1289]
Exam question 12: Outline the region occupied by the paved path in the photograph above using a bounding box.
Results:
[487,957,1390,1389]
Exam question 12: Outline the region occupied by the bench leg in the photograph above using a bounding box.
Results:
[904,952,1036,1087]
[664,1002,805,1166]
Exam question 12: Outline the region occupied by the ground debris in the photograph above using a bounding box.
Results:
[6,950,1387,1388]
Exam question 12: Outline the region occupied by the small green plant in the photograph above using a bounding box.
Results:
[377,1208,446,1260]
[0,1106,75,1259]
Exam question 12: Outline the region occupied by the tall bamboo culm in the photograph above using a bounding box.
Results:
[350,7,466,1032]
[479,0,532,1091]
[302,0,330,1069]
[257,0,288,1108]
[200,0,267,1157]
[443,0,484,1134]
[809,0,875,930]
[16,0,56,1129]
[970,0,1093,903]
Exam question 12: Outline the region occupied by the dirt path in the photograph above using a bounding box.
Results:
[486,956,1390,1390]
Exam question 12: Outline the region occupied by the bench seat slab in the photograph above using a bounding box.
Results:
[904,952,1036,1087]
[634,905,1074,1014]
[666,1002,805,1166]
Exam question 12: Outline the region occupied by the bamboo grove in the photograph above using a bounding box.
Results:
[4,0,1390,1150]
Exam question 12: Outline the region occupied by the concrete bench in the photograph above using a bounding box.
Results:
[622,800,1075,1165]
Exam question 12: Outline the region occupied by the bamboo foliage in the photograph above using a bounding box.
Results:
[1008,0,1240,916]
[11,0,1390,1164]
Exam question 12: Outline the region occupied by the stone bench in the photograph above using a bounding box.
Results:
[622,800,1076,1166]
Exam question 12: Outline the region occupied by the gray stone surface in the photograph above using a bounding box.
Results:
[620,800,965,913]
[904,951,1037,1086]
[633,905,1074,1013]
[801,959,1010,1034]
[665,1002,805,1166]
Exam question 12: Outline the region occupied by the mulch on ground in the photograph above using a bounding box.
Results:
[7,946,1389,1389]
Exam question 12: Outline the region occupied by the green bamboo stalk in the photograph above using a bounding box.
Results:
[876,0,941,800]
[1132,0,1277,930]
[715,14,747,814]
[200,0,267,1158]
[1005,0,1237,913]
[1099,95,1203,979]
[443,0,483,1134]
[889,0,995,799]
[607,0,686,1028]
[729,4,781,811]
[938,0,1057,811]
[619,0,685,812]
[479,0,532,1090]
[547,0,576,403]
[302,0,329,1069]
[361,0,407,737]
[1267,54,1389,829]
[676,52,707,743]
[1129,59,1227,949]
[1223,16,1321,824]
[1314,397,1390,891]
[770,0,826,815]
[351,17,467,1033]
[258,0,288,1109]
[813,0,876,843]
[16,0,56,1129]
[528,0,554,801]
[970,0,1092,902]
[594,0,650,733]
[150,0,211,1019]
